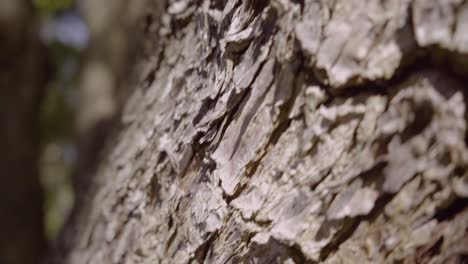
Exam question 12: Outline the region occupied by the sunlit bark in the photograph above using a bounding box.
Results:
[61,1,468,263]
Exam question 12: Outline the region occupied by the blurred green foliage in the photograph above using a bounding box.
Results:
[40,85,75,143]
[33,0,73,15]
[36,2,80,240]
[40,44,78,144]
[39,45,78,239]
[39,64,77,239]
[39,142,74,241]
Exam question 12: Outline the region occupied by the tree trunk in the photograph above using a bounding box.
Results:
[60,0,468,263]
[0,1,47,263]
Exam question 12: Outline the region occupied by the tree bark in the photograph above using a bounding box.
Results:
[60,0,468,263]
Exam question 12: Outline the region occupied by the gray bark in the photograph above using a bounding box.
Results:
[61,0,468,263]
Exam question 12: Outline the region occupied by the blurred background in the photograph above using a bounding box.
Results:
[0,0,145,263]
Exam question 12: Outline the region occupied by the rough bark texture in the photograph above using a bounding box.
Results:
[0,1,47,263]
[61,0,468,263]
